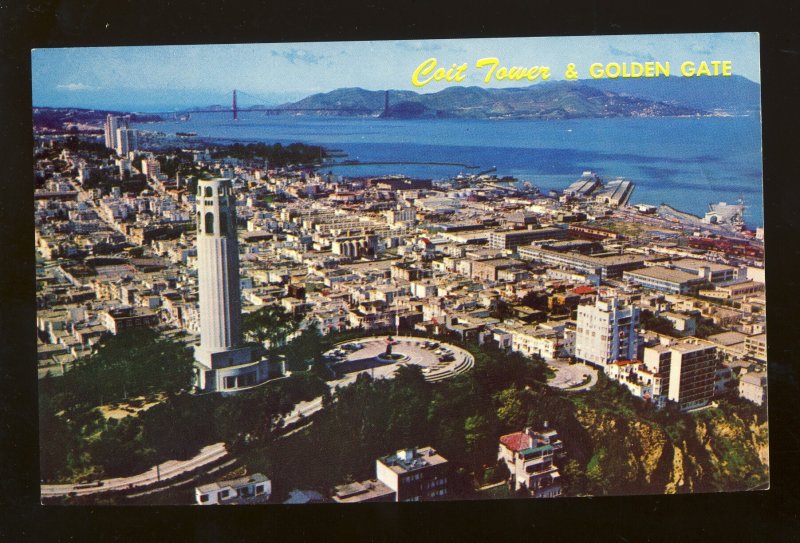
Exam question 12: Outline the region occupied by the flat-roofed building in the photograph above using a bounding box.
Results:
[660,311,697,336]
[519,246,648,279]
[470,258,521,282]
[99,306,159,335]
[332,479,396,504]
[506,325,562,360]
[706,331,748,362]
[701,280,765,300]
[671,258,739,284]
[739,370,767,406]
[575,297,639,369]
[606,359,667,407]
[666,338,719,411]
[623,266,706,294]
[376,446,449,502]
[488,227,570,250]
[195,473,271,505]
[745,333,767,362]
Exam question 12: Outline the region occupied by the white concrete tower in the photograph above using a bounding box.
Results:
[196,178,242,352]
[193,178,282,393]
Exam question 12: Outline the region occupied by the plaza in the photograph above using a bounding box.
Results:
[325,336,474,383]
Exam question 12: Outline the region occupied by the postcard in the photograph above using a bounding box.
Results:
[32,33,767,505]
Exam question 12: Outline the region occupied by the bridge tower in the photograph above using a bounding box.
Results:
[233,89,238,121]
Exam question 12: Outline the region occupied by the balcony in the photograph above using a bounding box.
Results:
[524,462,557,475]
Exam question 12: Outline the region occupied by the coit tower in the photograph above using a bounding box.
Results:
[196,178,242,352]
[192,178,280,393]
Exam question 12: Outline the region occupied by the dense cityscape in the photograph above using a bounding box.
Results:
[35,110,767,505]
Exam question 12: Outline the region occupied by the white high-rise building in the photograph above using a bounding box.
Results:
[117,158,131,177]
[193,178,282,393]
[115,127,137,156]
[575,297,639,370]
[104,114,131,151]
[104,115,119,149]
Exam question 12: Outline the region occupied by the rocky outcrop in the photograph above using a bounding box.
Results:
[573,405,769,495]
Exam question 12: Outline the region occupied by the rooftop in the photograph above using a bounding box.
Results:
[499,427,560,453]
[379,446,448,474]
[671,258,736,272]
[707,331,748,346]
[671,338,716,353]
[196,472,269,494]
[522,246,648,267]
[740,370,767,386]
[332,479,395,503]
[625,266,704,284]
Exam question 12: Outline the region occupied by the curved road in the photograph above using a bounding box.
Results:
[41,336,474,499]
[41,442,228,498]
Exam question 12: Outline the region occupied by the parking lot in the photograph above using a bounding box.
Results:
[547,359,598,391]
[325,336,474,382]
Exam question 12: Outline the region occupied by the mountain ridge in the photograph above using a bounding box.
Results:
[272,76,758,119]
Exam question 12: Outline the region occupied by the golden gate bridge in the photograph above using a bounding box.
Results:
[145,90,487,172]
[150,89,392,120]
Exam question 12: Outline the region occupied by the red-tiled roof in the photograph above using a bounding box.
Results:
[571,286,597,295]
[499,431,532,452]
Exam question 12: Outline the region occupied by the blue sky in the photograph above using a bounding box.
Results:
[31,33,760,111]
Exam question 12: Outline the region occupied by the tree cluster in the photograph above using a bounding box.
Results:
[211,142,326,168]
[38,326,331,482]
[244,346,557,497]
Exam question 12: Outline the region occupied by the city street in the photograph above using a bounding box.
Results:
[41,442,228,498]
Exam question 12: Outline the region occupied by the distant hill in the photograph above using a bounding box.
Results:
[33,107,163,130]
[275,83,705,119]
[280,87,417,114]
[580,75,760,114]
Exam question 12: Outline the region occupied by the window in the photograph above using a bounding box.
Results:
[205,186,213,198]
[205,212,214,234]
[197,212,201,230]
[219,490,230,499]
[199,494,209,503]
[219,211,228,235]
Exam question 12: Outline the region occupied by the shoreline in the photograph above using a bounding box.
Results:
[103,124,764,231]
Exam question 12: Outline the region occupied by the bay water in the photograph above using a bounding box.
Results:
[135,113,763,227]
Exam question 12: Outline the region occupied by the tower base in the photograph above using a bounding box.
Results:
[193,345,285,394]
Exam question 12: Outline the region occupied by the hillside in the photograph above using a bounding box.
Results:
[33,107,162,130]
[568,378,769,495]
[276,83,703,119]
[581,74,760,114]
